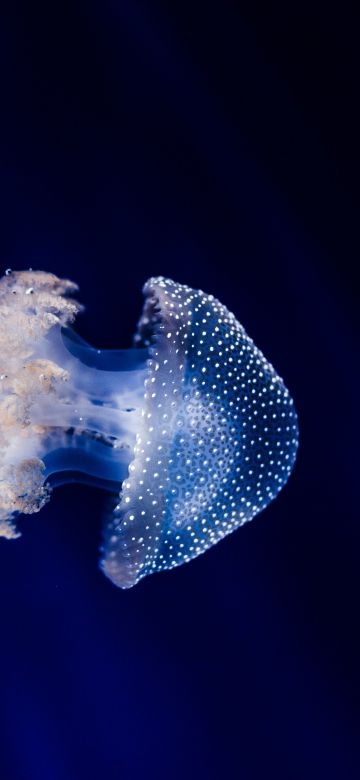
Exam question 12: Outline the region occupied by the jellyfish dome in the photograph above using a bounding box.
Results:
[0,269,298,588]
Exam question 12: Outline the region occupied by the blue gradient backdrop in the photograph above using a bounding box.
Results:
[1,3,359,779]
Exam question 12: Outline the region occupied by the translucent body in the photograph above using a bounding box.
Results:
[36,327,148,490]
[0,270,299,588]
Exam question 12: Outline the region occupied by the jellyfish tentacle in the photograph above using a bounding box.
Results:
[0,270,148,538]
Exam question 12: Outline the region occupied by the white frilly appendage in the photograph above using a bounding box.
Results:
[0,270,147,539]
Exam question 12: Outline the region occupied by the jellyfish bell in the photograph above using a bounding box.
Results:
[0,269,299,588]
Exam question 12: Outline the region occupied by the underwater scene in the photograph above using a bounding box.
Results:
[0,3,359,780]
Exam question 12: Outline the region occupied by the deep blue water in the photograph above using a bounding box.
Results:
[0,3,359,779]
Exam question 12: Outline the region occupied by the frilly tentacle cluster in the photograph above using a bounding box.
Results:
[0,270,81,537]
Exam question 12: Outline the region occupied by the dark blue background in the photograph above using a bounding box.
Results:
[1,3,359,779]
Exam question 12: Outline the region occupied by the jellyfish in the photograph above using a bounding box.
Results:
[0,269,298,588]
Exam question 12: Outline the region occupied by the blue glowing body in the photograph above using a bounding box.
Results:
[0,270,298,588]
